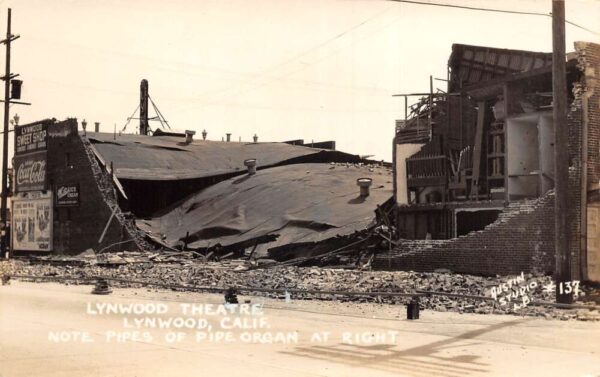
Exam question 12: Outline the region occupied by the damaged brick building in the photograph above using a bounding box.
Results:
[375,43,600,282]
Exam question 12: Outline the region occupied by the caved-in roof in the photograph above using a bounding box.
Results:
[137,163,393,256]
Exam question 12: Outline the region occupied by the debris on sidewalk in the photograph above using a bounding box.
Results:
[2,258,598,321]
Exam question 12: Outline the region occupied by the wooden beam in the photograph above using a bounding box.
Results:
[469,101,486,199]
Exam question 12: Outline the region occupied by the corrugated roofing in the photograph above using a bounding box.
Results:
[136,163,393,255]
[86,132,359,181]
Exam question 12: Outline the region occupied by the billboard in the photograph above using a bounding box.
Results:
[56,184,80,207]
[14,151,47,192]
[15,121,48,155]
[11,192,53,251]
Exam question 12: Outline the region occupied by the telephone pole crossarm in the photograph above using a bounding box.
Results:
[0,34,18,44]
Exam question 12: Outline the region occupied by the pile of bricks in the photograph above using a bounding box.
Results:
[2,258,598,321]
[373,192,556,276]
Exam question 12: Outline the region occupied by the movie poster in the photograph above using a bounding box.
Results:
[11,192,53,251]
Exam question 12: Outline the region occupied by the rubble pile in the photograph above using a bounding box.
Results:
[1,257,599,321]
[82,138,154,252]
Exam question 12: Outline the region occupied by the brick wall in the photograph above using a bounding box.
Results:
[374,192,556,276]
[47,119,140,255]
[567,89,583,280]
[576,41,600,282]
[576,42,600,188]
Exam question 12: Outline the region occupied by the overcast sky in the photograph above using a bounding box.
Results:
[1,0,599,163]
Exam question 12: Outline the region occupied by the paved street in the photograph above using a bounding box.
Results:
[1,281,599,377]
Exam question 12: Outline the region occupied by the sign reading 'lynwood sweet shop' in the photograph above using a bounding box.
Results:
[15,122,48,156]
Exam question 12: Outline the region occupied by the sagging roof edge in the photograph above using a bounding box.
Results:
[86,141,129,200]
[462,59,579,94]
[85,134,386,181]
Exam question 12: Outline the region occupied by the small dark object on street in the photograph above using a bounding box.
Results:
[407,296,420,320]
[1,275,10,285]
[91,279,112,295]
[225,287,239,304]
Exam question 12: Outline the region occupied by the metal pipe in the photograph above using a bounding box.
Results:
[392,92,461,97]
[184,130,195,144]
[357,177,373,197]
[244,158,257,175]
[404,96,407,126]
[429,75,433,131]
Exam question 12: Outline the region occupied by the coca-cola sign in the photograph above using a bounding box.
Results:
[14,152,47,192]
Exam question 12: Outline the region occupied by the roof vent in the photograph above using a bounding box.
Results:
[185,130,196,144]
[357,178,372,197]
[244,158,257,175]
[94,122,100,133]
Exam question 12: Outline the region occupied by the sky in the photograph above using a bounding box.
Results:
[0,0,599,164]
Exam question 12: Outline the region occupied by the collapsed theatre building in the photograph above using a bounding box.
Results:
[9,117,392,260]
[376,43,600,282]
[8,42,600,283]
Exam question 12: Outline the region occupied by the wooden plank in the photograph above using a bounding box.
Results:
[469,100,486,199]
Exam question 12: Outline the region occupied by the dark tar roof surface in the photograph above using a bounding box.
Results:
[136,163,393,255]
[86,132,360,181]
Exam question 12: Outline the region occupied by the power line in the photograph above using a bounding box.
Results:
[387,0,552,16]
[187,6,395,105]
[385,0,600,35]
[177,7,402,112]
[183,0,600,109]
[26,36,396,100]
[253,6,394,78]
[564,19,599,36]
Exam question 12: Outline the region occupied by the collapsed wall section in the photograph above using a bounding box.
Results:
[374,192,555,275]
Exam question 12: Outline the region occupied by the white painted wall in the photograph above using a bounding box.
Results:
[507,113,541,199]
[538,113,555,194]
[394,143,424,205]
[588,203,600,282]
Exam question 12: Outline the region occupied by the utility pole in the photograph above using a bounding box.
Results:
[552,0,573,303]
[0,8,27,258]
[0,8,16,257]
